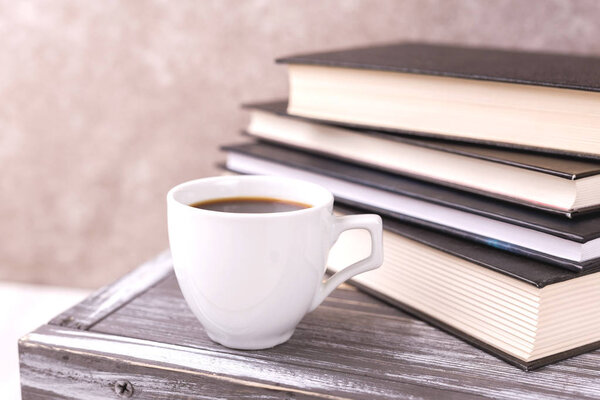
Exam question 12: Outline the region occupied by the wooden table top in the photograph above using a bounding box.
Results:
[19,252,600,399]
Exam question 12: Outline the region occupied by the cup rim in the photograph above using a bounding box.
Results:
[167,175,334,218]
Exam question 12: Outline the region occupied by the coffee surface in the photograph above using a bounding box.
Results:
[190,197,311,213]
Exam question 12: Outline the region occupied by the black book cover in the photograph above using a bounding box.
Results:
[223,142,600,271]
[333,204,600,371]
[277,42,600,93]
[245,101,600,180]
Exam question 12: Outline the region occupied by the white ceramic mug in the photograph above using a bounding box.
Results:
[167,175,383,350]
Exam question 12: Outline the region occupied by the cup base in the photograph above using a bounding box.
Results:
[206,329,295,350]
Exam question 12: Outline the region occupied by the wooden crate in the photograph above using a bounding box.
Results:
[19,251,600,399]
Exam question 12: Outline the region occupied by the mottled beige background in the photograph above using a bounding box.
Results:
[2,0,600,288]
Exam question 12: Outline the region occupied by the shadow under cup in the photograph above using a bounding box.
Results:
[167,175,336,349]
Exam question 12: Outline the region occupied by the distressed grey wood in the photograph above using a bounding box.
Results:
[49,250,172,330]
[19,334,321,400]
[21,325,471,400]
[20,254,600,399]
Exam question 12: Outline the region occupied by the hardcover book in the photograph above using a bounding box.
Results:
[244,101,600,215]
[329,206,600,370]
[277,42,600,159]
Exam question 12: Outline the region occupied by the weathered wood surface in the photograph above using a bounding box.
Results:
[21,324,472,400]
[20,332,324,400]
[20,255,600,399]
[48,250,172,330]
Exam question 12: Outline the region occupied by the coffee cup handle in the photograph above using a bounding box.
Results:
[309,214,383,312]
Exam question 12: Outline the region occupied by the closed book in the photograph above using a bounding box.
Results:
[223,141,600,271]
[244,101,600,215]
[329,206,600,370]
[277,42,600,159]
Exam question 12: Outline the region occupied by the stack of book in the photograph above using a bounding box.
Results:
[222,43,600,370]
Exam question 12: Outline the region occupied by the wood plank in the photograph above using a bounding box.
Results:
[19,325,471,400]
[91,274,600,400]
[48,250,172,330]
[19,331,319,400]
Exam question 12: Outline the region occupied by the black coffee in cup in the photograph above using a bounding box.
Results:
[190,197,311,213]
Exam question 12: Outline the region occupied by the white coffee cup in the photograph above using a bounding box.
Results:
[167,175,383,350]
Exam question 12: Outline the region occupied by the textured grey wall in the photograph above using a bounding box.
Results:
[2,0,600,288]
